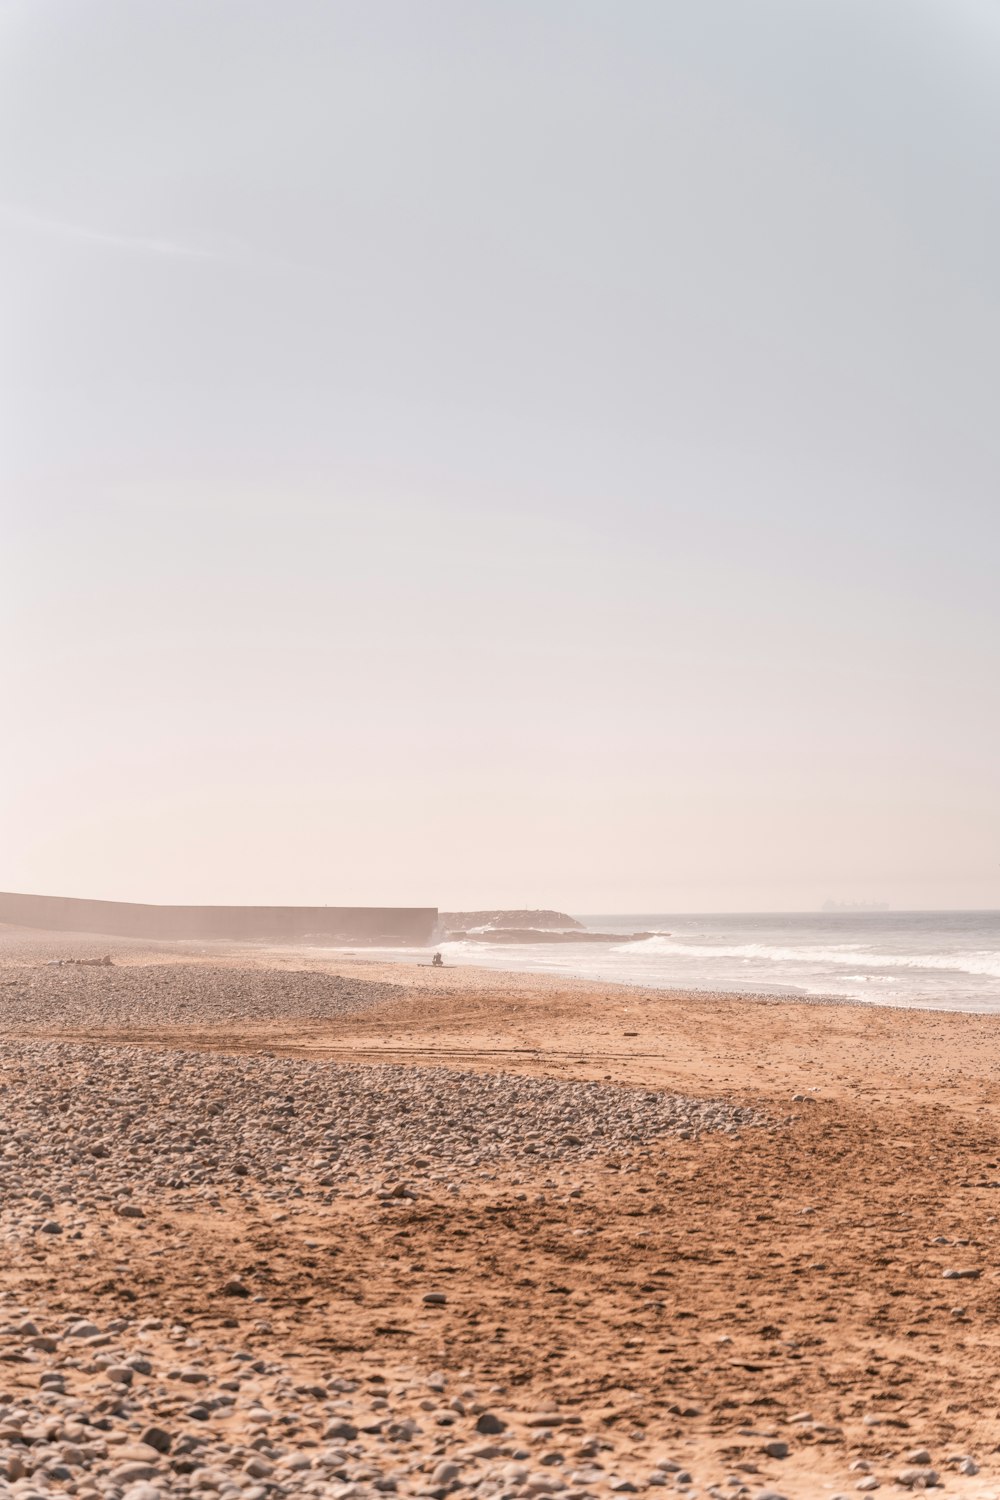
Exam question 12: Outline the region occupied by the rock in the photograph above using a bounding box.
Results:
[39,1220,62,1234]
[905,1450,932,1466]
[222,1278,250,1297]
[110,1461,161,1483]
[423,1291,448,1306]
[855,1481,879,1493]
[244,1456,274,1478]
[68,1320,100,1339]
[761,1441,788,1459]
[139,1427,173,1454]
[475,1411,507,1435]
[897,1470,938,1490]
[324,1419,359,1441]
[942,1267,981,1279]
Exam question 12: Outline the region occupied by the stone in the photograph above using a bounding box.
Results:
[324,1419,359,1441]
[110,1461,161,1483]
[244,1456,274,1478]
[140,1427,173,1454]
[67,1320,100,1338]
[476,1411,507,1435]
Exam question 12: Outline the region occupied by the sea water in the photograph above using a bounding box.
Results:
[435,911,1000,1011]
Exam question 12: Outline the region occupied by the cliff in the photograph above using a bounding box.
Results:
[0,891,437,945]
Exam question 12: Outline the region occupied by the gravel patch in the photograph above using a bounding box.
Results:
[0,1043,764,1498]
[0,1045,761,1227]
[0,946,774,1499]
[0,963,404,1030]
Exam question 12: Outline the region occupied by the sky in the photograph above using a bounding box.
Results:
[2,0,999,913]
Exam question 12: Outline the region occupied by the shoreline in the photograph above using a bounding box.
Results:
[4,927,1000,1495]
[0,919,980,1012]
[11,914,1000,1013]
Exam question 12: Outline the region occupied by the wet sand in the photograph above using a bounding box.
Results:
[1,926,998,1498]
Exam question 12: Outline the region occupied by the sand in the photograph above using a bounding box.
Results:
[0,925,998,1499]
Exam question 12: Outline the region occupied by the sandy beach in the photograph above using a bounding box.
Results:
[1,927,999,1500]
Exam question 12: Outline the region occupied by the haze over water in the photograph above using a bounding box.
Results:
[370,912,1000,1012]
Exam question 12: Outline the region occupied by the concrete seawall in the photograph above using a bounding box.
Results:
[0,891,437,945]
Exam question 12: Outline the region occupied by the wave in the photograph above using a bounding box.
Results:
[613,935,1000,981]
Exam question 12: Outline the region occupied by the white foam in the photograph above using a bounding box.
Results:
[613,935,1000,981]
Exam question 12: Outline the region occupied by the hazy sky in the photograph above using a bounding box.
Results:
[2,0,999,912]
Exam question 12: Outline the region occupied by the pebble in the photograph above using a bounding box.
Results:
[476,1411,507,1435]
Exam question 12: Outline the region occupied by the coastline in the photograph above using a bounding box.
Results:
[3,925,1000,1496]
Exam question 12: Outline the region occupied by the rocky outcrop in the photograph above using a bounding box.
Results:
[440,909,583,933]
[453,927,651,945]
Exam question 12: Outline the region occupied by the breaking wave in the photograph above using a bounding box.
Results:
[614,935,1000,981]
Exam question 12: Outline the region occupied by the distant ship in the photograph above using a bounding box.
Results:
[821,899,890,913]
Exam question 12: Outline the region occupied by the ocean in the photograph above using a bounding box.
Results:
[433,911,1000,1011]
